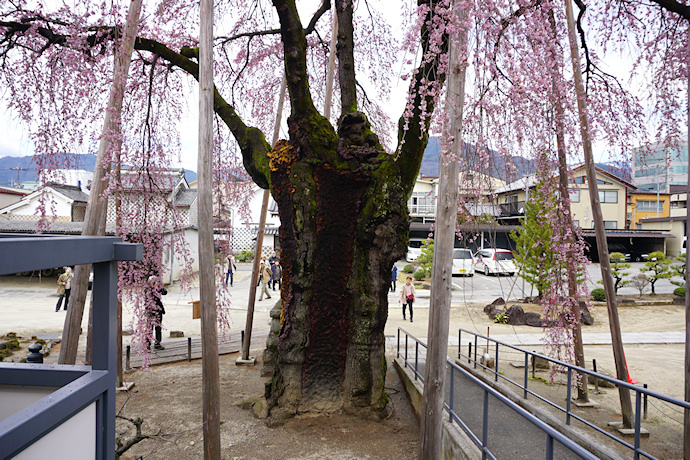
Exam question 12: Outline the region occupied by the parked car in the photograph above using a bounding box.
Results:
[406,246,422,262]
[607,243,648,262]
[474,248,516,276]
[452,249,475,276]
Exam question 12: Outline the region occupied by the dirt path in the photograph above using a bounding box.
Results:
[115,352,420,460]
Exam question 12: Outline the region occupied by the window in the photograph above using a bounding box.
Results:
[570,176,585,184]
[636,200,663,212]
[598,190,618,203]
[604,221,618,229]
[569,189,580,203]
[596,179,613,185]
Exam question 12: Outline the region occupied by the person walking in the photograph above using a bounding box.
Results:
[391,264,398,292]
[271,262,282,291]
[225,253,237,286]
[55,266,73,312]
[399,276,415,322]
[268,251,280,267]
[146,275,167,350]
[258,261,272,301]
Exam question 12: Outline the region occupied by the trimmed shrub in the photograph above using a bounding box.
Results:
[674,286,686,297]
[235,250,254,262]
[403,264,414,273]
[591,288,606,301]
[413,269,426,281]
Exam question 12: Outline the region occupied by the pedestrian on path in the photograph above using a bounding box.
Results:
[55,266,73,312]
[399,276,415,322]
[258,261,272,301]
[225,253,237,286]
[391,265,398,292]
[271,262,282,291]
[146,275,167,350]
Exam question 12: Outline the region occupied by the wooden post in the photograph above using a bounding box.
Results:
[59,0,142,365]
[198,0,221,457]
[240,75,286,362]
[547,9,588,402]
[681,24,690,460]
[418,13,466,458]
[564,0,632,427]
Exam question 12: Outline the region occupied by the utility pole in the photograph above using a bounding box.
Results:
[418,9,466,457]
[564,0,632,427]
[198,0,221,456]
[10,166,26,188]
[240,75,286,363]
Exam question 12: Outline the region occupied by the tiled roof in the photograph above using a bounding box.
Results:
[175,189,198,206]
[48,183,89,203]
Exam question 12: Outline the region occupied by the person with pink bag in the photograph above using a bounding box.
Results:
[399,276,416,322]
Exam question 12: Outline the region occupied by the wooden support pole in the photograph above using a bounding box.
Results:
[418,12,466,458]
[198,0,221,457]
[241,75,286,362]
[564,0,632,427]
[681,24,690,460]
[59,0,142,365]
[547,9,588,403]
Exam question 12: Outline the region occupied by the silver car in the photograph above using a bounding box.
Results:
[474,249,516,276]
[452,249,475,276]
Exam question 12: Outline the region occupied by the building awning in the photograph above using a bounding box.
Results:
[581,230,675,239]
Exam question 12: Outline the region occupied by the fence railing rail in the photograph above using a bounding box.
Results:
[397,328,598,460]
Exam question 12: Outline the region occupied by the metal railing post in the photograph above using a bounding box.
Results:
[474,335,478,369]
[546,435,554,460]
[634,390,642,460]
[469,342,472,365]
[125,345,131,371]
[643,384,648,420]
[187,337,192,362]
[524,352,529,399]
[405,334,408,368]
[482,389,489,457]
[566,368,572,425]
[593,358,599,393]
[397,329,400,359]
[415,341,419,380]
[458,329,462,359]
[449,366,455,423]
[495,341,499,382]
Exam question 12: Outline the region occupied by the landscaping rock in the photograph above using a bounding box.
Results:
[490,297,506,308]
[524,312,543,327]
[531,354,550,370]
[673,297,685,305]
[618,298,635,306]
[505,305,526,325]
[169,331,184,338]
[483,304,493,314]
[488,309,505,320]
[588,369,616,388]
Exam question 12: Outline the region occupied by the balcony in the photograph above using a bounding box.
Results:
[498,201,525,217]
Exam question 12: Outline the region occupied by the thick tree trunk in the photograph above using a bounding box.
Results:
[263,114,411,418]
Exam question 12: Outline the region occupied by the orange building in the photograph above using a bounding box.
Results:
[629,192,670,228]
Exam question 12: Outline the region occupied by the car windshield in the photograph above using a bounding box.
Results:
[453,250,472,259]
[495,252,514,261]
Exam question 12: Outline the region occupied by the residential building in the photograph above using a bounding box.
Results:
[631,142,688,192]
[0,183,88,222]
[629,192,670,228]
[0,186,29,209]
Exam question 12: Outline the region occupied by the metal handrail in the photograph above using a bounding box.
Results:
[396,328,597,460]
[458,328,690,460]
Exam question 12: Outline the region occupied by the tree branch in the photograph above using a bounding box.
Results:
[218,0,330,44]
[336,0,357,114]
[133,37,271,188]
[395,0,449,194]
[648,0,690,20]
